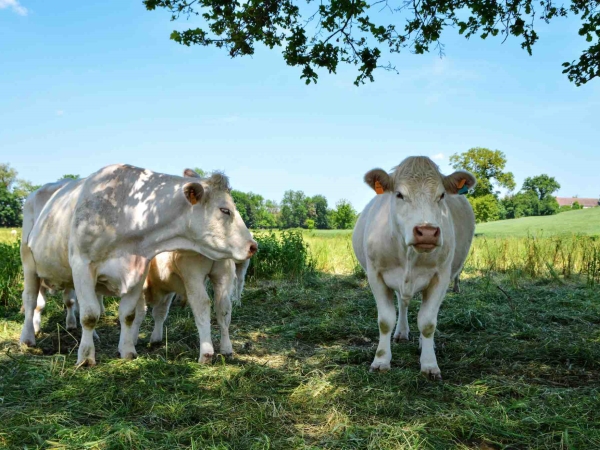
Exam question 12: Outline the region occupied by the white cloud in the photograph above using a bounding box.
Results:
[431,153,444,161]
[0,0,28,16]
[56,110,64,116]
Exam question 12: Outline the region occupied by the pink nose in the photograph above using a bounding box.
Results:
[413,225,440,247]
[248,241,258,257]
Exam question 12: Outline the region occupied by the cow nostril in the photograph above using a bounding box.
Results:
[434,228,440,237]
[249,243,258,255]
[414,226,423,237]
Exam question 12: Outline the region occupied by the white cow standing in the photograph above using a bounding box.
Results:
[352,156,476,379]
[132,168,253,362]
[20,164,257,366]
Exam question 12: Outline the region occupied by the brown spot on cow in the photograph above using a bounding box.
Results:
[82,314,98,329]
[125,312,136,327]
[376,349,386,358]
[379,321,391,334]
[422,323,435,338]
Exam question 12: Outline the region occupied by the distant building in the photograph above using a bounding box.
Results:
[555,197,600,208]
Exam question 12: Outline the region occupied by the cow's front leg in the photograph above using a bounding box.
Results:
[393,292,411,342]
[418,272,451,380]
[367,270,396,372]
[118,286,145,360]
[71,258,102,366]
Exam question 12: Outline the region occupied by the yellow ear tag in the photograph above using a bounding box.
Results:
[457,179,466,189]
[374,180,385,195]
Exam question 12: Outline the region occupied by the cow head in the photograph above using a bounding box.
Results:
[181,169,257,262]
[365,156,476,254]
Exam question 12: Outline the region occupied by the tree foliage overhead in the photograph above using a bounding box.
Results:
[144,0,600,86]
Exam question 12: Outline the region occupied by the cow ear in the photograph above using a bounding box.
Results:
[183,168,201,178]
[443,170,477,195]
[183,182,204,205]
[364,169,392,194]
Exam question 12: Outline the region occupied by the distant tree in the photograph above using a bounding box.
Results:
[522,174,561,201]
[331,199,357,230]
[450,148,516,198]
[0,186,21,227]
[572,201,583,210]
[60,174,80,180]
[145,0,600,86]
[310,195,330,229]
[0,163,18,190]
[13,180,41,201]
[231,190,277,229]
[280,190,308,228]
[468,194,501,223]
[304,219,316,230]
[193,168,208,178]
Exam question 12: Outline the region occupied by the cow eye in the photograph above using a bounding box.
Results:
[220,208,231,216]
[396,192,404,200]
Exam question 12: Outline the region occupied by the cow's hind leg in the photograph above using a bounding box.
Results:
[393,292,411,342]
[367,270,396,372]
[452,274,460,294]
[211,265,235,357]
[63,289,78,331]
[20,247,41,347]
[149,292,174,345]
[418,272,451,380]
[33,288,48,335]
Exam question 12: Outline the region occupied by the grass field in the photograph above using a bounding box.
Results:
[1,226,600,449]
[476,207,600,237]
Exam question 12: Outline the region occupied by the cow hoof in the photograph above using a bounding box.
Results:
[393,333,409,343]
[93,330,100,341]
[76,356,96,367]
[66,325,78,332]
[199,352,214,364]
[421,366,442,381]
[370,361,391,372]
[220,352,233,359]
[20,338,36,348]
[121,352,137,361]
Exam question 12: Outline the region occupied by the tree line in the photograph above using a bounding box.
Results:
[450,147,589,223]
[1,154,590,229]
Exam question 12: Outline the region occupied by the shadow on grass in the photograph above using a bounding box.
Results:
[1,273,600,449]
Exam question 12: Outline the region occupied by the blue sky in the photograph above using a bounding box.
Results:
[1,1,598,211]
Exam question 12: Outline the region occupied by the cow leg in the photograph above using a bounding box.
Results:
[393,292,411,342]
[117,287,145,360]
[71,259,101,366]
[63,289,78,331]
[418,273,450,380]
[211,265,235,357]
[33,288,48,335]
[367,270,396,372]
[131,294,147,346]
[185,281,214,364]
[149,293,174,345]
[20,247,41,347]
[452,275,460,294]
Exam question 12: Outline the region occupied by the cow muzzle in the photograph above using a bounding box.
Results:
[412,225,440,253]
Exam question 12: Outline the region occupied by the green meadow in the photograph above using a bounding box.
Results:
[1,221,599,449]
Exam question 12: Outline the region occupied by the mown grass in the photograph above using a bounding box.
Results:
[476,207,600,238]
[1,229,600,449]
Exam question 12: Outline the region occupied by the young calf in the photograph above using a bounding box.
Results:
[352,156,476,379]
[20,164,257,366]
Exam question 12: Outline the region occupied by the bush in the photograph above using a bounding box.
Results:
[0,240,22,310]
[247,230,315,281]
[468,194,500,223]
